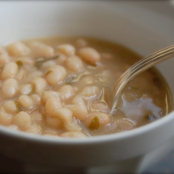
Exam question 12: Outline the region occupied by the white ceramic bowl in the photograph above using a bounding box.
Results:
[0,1,174,173]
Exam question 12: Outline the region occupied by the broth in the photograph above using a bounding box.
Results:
[0,37,172,138]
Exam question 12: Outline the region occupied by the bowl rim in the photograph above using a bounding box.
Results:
[0,110,173,144]
[0,0,174,145]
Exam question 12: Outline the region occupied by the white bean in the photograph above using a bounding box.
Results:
[54,108,73,126]
[45,97,62,117]
[15,68,26,80]
[1,62,18,80]
[45,65,67,85]
[27,71,43,82]
[26,125,42,134]
[20,84,33,95]
[2,78,19,99]
[58,85,75,102]
[18,95,35,110]
[72,95,85,105]
[30,94,41,106]
[57,44,75,57]
[46,116,62,129]
[44,128,59,135]
[42,60,56,70]
[3,100,19,114]
[13,111,31,130]
[65,56,84,72]
[78,47,100,64]
[83,112,110,128]
[0,107,13,125]
[32,77,47,95]
[65,104,88,120]
[41,90,59,105]
[31,111,43,123]
[79,86,100,100]
[117,118,135,130]
[55,54,67,65]
[8,42,30,57]
[0,54,9,66]
[64,117,82,132]
[60,132,87,138]
[90,102,110,113]
[29,41,54,58]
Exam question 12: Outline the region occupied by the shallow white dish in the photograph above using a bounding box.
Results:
[0,1,174,173]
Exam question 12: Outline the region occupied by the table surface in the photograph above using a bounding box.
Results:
[143,148,174,174]
[0,147,174,174]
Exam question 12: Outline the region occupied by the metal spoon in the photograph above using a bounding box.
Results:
[110,44,174,114]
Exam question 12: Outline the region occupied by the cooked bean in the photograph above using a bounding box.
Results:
[13,111,31,130]
[18,95,35,110]
[45,65,67,85]
[20,84,33,95]
[1,62,18,79]
[102,70,113,83]
[26,125,42,134]
[57,44,75,56]
[31,111,43,123]
[16,68,26,80]
[64,117,82,132]
[65,104,88,120]
[79,86,100,99]
[30,94,41,106]
[45,97,62,117]
[72,95,85,105]
[17,57,34,65]
[58,85,75,102]
[3,100,18,114]
[29,41,54,58]
[27,71,43,82]
[8,42,30,57]
[54,108,73,126]
[65,56,84,72]
[90,102,110,113]
[55,54,67,65]
[83,112,110,128]
[0,107,13,125]
[44,128,59,135]
[78,75,95,87]
[41,91,59,105]
[32,77,47,95]
[46,116,62,128]
[60,132,87,138]
[2,78,19,98]
[42,60,56,70]
[78,47,100,64]
[117,118,135,131]
[0,54,9,66]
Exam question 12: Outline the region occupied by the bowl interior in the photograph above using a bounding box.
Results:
[0,1,174,167]
[0,1,174,138]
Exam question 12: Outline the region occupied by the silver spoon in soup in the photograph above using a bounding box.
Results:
[110,44,174,114]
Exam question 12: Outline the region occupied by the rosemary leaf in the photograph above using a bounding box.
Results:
[35,55,59,68]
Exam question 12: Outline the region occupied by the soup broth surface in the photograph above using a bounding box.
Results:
[0,37,172,138]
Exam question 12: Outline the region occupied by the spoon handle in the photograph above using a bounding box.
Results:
[111,45,174,113]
